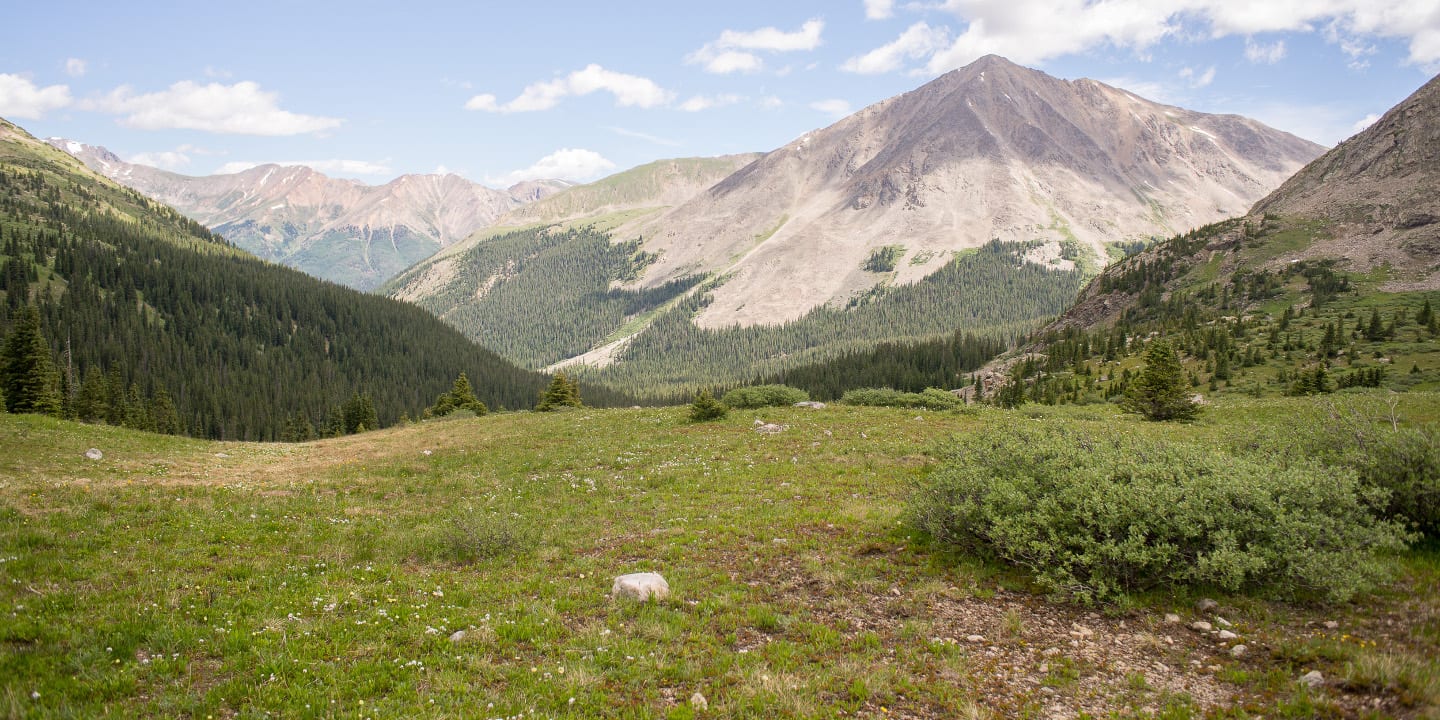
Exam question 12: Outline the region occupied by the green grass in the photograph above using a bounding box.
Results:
[2,397,1438,718]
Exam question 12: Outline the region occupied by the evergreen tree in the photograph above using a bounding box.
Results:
[149,389,182,435]
[1,305,60,415]
[1121,340,1199,421]
[74,366,109,423]
[536,371,583,411]
[281,411,316,442]
[688,389,728,421]
[341,392,379,434]
[427,372,488,417]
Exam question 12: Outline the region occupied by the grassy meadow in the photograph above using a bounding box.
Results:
[2,395,1438,719]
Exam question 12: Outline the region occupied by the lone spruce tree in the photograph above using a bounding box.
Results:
[1122,340,1199,421]
[2,305,60,415]
[688,389,728,421]
[535,371,582,411]
[428,372,488,417]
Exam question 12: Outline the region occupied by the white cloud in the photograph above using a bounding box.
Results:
[466,65,672,112]
[215,159,392,176]
[1178,65,1215,88]
[487,148,616,185]
[865,0,896,20]
[688,19,825,74]
[810,99,853,118]
[923,1,1440,73]
[607,126,682,147]
[0,74,72,119]
[842,22,951,74]
[65,58,86,77]
[1101,76,1180,105]
[760,95,785,109]
[90,81,341,135]
[1351,112,1381,134]
[129,150,191,171]
[1244,38,1287,64]
[679,93,745,112]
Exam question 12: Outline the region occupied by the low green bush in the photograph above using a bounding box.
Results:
[911,423,1410,603]
[841,387,963,410]
[424,512,537,565]
[721,384,809,408]
[689,390,729,421]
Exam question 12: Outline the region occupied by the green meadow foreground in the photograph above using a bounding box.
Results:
[2,397,1438,719]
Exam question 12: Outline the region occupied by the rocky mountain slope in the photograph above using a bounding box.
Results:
[47,140,564,290]
[616,54,1323,329]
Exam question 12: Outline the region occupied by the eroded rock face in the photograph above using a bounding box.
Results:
[611,572,670,601]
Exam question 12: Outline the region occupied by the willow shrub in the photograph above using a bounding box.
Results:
[911,423,1411,604]
[721,384,809,408]
[841,387,963,411]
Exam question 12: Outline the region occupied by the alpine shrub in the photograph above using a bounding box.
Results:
[721,384,808,409]
[911,423,1409,603]
[841,387,963,410]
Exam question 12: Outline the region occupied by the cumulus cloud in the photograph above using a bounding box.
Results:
[1351,112,1381,134]
[922,0,1440,73]
[65,58,87,77]
[679,93,745,112]
[810,98,853,118]
[466,65,671,113]
[0,74,72,119]
[215,159,392,176]
[607,126,682,147]
[1244,38,1287,64]
[129,150,191,171]
[865,0,896,20]
[842,22,951,74]
[688,19,825,74]
[89,81,341,135]
[488,148,616,185]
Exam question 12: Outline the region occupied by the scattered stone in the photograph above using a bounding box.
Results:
[966,635,985,643]
[1042,647,1062,657]
[1214,616,1232,628]
[214,452,230,458]
[689,692,708,711]
[611,572,670,602]
[1230,644,1248,658]
[448,630,466,643]
[1189,621,1213,633]
[1195,598,1219,613]
[84,448,103,460]
[1217,630,1238,641]
[1300,670,1324,688]
[1071,624,1094,639]
[423,450,433,456]
[1322,620,1339,630]
[754,423,787,434]
[793,401,826,409]
[1163,613,1182,625]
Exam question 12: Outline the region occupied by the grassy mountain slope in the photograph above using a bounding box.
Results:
[0,117,622,440]
[4,396,1438,717]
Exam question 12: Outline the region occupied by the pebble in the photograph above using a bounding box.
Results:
[1217,630,1238,641]
[1042,647,1062,657]
[1300,670,1324,687]
[966,635,985,643]
[1188,621,1213,632]
[1322,620,1339,630]
[611,572,670,602]
[84,448,103,460]
[1230,644,1248,658]
[448,630,466,643]
[1214,616,1232,628]
[1195,598,1219,613]
[689,692,708,711]
[1163,613,1182,624]
[1071,624,1094,639]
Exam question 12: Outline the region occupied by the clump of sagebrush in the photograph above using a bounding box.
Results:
[427,512,537,564]
[689,389,729,421]
[842,387,963,411]
[910,422,1410,603]
[721,384,808,408]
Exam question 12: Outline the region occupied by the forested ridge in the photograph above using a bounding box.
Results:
[0,120,626,440]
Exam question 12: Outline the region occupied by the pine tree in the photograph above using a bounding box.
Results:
[342,392,378,434]
[149,389,182,435]
[535,371,583,411]
[281,411,316,442]
[688,389,728,421]
[74,366,108,423]
[1121,340,1199,421]
[1,305,60,415]
[428,372,488,417]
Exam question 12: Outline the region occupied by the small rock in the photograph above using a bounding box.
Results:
[1071,624,1094,639]
[966,634,985,643]
[84,448,103,460]
[1195,598,1219,613]
[611,572,670,602]
[793,401,826,409]
[1214,616,1232,628]
[1163,613,1182,624]
[423,450,433,456]
[1230,644,1248,658]
[1300,670,1324,687]
[448,630,466,643]
[754,423,787,435]
[1189,621,1213,632]
[1322,620,1339,630]
[214,452,229,458]
[689,692,708,711]
[1042,647,1062,657]
[1217,630,1238,641]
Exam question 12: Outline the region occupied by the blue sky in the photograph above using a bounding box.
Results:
[2,0,1437,187]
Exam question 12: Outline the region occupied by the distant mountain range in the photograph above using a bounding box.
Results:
[45,140,570,290]
[387,55,1325,394]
